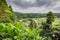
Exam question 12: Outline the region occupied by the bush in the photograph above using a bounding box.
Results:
[0,21,46,40]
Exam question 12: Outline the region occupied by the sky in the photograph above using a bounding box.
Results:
[6,0,60,13]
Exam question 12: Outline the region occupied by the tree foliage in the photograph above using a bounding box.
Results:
[0,0,17,23]
[40,11,55,40]
[0,21,45,40]
[46,11,54,24]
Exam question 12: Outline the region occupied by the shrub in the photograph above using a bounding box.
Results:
[0,21,46,40]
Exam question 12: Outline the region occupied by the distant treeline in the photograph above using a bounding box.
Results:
[14,12,60,19]
[54,13,60,18]
[14,12,46,19]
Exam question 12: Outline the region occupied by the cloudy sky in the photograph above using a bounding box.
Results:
[6,0,60,13]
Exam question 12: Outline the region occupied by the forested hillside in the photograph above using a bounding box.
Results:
[14,12,46,19]
[0,0,17,23]
[14,12,60,19]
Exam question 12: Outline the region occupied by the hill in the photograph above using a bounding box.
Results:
[14,12,60,19]
[14,12,46,19]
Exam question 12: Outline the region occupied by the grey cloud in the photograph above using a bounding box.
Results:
[13,0,34,8]
[7,0,57,8]
[6,0,60,13]
[35,0,53,7]
[54,7,60,11]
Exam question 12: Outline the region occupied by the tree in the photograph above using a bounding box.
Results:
[0,0,17,23]
[46,11,54,25]
[9,5,13,12]
[40,11,55,40]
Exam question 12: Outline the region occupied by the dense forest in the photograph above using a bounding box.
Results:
[15,12,60,19]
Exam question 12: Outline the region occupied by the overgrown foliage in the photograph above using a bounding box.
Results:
[0,0,60,40]
[0,0,17,23]
[40,11,55,40]
[46,12,54,24]
[0,21,46,40]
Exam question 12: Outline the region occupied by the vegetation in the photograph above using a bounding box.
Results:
[14,12,46,19]
[0,21,46,40]
[0,0,17,23]
[14,12,60,19]
[0,0,60,40]
[46,12,54,24]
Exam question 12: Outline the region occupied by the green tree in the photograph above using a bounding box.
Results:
[46,11,54,25]
[0,0,17,23]
[9,5,13,12]
[40,11,55,40]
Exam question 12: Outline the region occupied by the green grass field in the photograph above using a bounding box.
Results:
[20,18,60,27]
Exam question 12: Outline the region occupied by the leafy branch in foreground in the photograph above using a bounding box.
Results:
[0,21,46,40]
